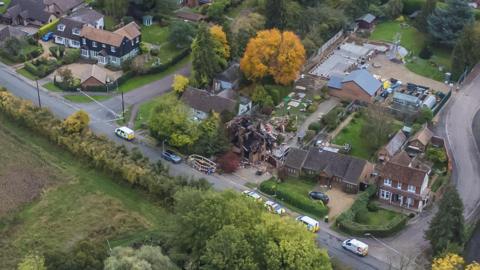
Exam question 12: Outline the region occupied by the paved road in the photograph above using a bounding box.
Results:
[0,62,396,270]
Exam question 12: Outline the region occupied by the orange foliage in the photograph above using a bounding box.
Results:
[210,25,230,59]
[240,29,305,85]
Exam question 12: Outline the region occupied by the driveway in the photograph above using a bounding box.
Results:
[368,54,450,93]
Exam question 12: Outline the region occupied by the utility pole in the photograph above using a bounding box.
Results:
[121,90,125,119]
[35,80,41,108]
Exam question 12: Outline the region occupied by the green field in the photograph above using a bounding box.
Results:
[63,94,111,103]
[0,114,169,268]
[370,20,452,81]
[119,55,191,93]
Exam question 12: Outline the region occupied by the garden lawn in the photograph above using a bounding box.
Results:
[0,0,11,13]
[134,93,176,130]
[370,20,452,81]
[63,95,111,103]
[42,82,62,92]
[141,24,170,46]
[16,67,38,80]
[119,54,191,93]
[157,42,185,63]
[0,115,169,269]
[357,208,404,227]
[104,16,118,31]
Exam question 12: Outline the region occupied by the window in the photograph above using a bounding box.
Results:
[136,37,139,43]
[380,190,391,200]
[92,41,97,48]
[408,185,416,193]
[91,51,98,58]
[57,24,65,31]
[72,28,80,35]
[397,182,402,189]
[71,40,80,47]
[384,179,392,186]
[82,38,86,45]
[110,57,118,63]
[406,197,413,207]
[111,46,116,53]
[81,49,89,57]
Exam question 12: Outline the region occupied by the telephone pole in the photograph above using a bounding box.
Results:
[35,80,41,108]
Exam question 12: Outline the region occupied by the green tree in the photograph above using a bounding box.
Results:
[149,94,199,147]
[427,0,474,47]
[191,112,230,156]
[45,240,107,270]
[452,22,480,79]
[360,106,394,150]
[251,85,274,108]
[169,21,197,48]
[102,0,129,19]
[416,107,434,124]
[17,254,46,270]
[104,245,178,270]
[207,0,230,22]
[191,23,223,88]
[265,0,287,30]
[425,186,465,256]
[416,0,437,33]
[382,0,404,19]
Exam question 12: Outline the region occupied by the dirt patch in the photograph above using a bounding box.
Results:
[368,54,449,93]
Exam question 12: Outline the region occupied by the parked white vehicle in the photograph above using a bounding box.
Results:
[115,126,135,141]
[296,215,320,232]
[342,239,368,256]
[242,190,262,202]
[264,200,286,215]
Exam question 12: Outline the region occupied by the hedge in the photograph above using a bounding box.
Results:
[38,19,60,37]
[260,180,329,218]
[335,185,408,237]
[0,88,210,207]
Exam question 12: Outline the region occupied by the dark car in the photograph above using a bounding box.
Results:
[161,150,182,164]
[309,191,329,204]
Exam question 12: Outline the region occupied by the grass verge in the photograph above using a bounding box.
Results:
[63,95,111,103]
[42,82,62,92]
[16,67,38,80]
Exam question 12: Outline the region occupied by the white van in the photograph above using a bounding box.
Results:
[296,215,320,232]
[342,239,368,256]
[115,126,135,141]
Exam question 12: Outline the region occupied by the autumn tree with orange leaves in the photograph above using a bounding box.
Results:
[240,29,305,85]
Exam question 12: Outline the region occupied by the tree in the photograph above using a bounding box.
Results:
[218,151,240,173]
[432,253,480,270]
[265,0,287,30]
[104,245,178,270]
[382,0,403,19]
[191,23,223,88]
[102,0,129,19]
[452,22,480,79]
[425,186,465,256]
[63,110,90,134]
[17,254,46,270]
[360,106,395,150]
[57,68,75,88]
[207,0,230,22]
[190,112,230,156]
[169,21,197,48]
[45,240,107,270]
[210,25,230,60]
[427,0,474,47]
[240,29,305,85]
[416,0,437,33]
[172,74,189,95]
[416,107,434,124]
[251,85,274,108]
[149,94,198,147]
[131,55,149,74]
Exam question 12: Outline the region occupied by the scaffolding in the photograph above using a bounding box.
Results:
[188,154,217,174]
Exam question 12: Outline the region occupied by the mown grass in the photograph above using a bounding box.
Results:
[357,209,403,227]
[63,94,111,103]
[0,114,170,269]
[16,67,38,80]
[42,82,62,92]
[134,92,176,130]
[141,24,170,45]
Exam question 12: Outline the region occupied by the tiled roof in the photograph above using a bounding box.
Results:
[384,130,407,157]
[54,18,83,41]
[79,64,108,84]
[68,7,103,25]
[381,161,427,188]
[284,148,308,170]
[215,63,241,83]
[181,87,237,114]
[0,26,28,42]
[390,151,412,166]
[357,13,376,23]
[113,22,141,40]
[81,22,140,47]
[409,126,433,146]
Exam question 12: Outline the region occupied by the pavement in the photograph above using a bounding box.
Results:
[0,60,414,270]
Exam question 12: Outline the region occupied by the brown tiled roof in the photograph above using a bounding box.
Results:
[113,22,141,40]
[79,64,108,84]
[175,10,206,22]
[409,126,433,146]
[181,87,236,114]
[390,151,411,166]
[284,148,308,170]
[381,161,427,188]
[81,26,124,46]
[384,130,407,157]
[45,0,83,13]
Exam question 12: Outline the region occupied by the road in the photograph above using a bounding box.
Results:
[0,62,397,269]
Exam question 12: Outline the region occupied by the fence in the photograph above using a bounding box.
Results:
[316,30,344,57]
[432,90,452,116]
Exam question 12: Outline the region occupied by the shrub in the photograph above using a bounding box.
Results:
[150,48,160,56]
[419,46,433,60]
[367,201,380,212]
[304,130,316,143]
[308,122,322,133]
[260,180,328,218]
[62,49,80,65]
[307,102,318,113]
[313,95,322,102]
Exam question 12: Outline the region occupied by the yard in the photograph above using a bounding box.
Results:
[141,24,170,45]
[333,114,402,160]
[370,20,452,81]
[0,115,169,268]
[356,208,403,227]
[0,0,11,13]
[259,178,329,219]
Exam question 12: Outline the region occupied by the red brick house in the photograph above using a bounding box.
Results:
[378,160,430,212]
[327,69,382,103]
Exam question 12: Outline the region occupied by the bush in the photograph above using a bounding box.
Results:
[62,49,80,65]
[150,48,160,56]
[308,122,322,133]
[367,201,380,212]
[419,46,433,60]
[313,95,322,102]
[25,58,59,78]
[304,130,316,143]
[307,102,318,113]
[260,180,328,218]
[402,0,425,15]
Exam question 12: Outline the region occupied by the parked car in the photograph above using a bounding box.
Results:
[264,200,286,215]
[114,126,135,141]
[243,190,262,202]
[296,215,320,232]
[309,191,329,204]
[342,239,368,256]
[41,32,54,41]
[161,150,182,164]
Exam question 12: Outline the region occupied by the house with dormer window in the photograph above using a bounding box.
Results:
[54,8,103,48]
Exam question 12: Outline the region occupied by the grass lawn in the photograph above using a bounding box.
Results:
[370,20,452,81]
[0,0,11,13]
[356,209,404,226]
[141,24,170,46]
[16,67,38,80]
[119,54,191,93]
[157,42,185,63]
[134,93,177,130]
[63,95,111,103]
[333,115,402,160]
[0,115,169,269]
[104,16,119,31]
[42,82,62,92]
